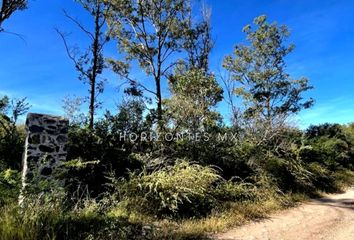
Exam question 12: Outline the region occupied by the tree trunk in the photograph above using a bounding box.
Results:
[88,2,101,130]
[155,76,163,129]
[89,80,95,129]
[156,33,163,130]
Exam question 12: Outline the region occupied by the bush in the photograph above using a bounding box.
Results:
[0,169,21,205]
[303,123,354,170]
[306,162,335,192]
[0,123,26,171]
[65,105,149,197]
[213,178,258,202]
[112,160,221,218]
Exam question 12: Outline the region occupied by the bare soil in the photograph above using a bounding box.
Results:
[215,187,354,240]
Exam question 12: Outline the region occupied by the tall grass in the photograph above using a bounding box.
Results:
[0,196,144,240]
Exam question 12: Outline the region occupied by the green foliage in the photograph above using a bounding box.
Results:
[0,124,26,170]
[223,15,313,125]
[302,123,353,170]
[306,123,345,139]
[0,195,145,240]
[112,160,221,218]
[166,68,223,131]
[160,68,224,163]
[0,96,28,170]
[64,99,149,197]
[0,96,28,206]
[213,178,258,202]
[111,98,150,134]
[0,96,9,112]
[305,162,335,192]
[0,169,21,205]
[106,0,190,75]
[106,0,192,123]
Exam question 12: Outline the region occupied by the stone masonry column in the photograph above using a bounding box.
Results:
[21,113,69,193]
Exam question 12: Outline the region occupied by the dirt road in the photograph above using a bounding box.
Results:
[215,188,354,240]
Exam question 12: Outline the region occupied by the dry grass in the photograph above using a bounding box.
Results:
[148,194,303,240]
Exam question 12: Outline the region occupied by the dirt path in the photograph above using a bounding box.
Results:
[215,187,354,240]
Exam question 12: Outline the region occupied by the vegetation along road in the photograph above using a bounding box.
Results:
[216,188,354,240]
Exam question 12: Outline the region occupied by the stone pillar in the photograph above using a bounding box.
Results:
[21,113,69,190]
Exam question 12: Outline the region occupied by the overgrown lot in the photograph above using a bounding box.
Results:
[1,8,354,240]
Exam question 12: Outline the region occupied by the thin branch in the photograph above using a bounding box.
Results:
[124,74,157,96]
[137,82,157,96]
[161,61,178,76]
[0,29,26,43]
[63,9,94,40]
[55,27,90,79]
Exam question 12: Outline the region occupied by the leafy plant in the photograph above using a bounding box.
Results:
[112,160,221,218]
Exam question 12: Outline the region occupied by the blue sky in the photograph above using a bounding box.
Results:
[0,0,353,128]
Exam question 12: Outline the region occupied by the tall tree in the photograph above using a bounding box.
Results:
[223,15,314,129]
[105,0,190,127]
[57,0,109,129]
[0,0,27,32]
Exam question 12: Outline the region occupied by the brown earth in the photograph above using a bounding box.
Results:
[215,188,354,240]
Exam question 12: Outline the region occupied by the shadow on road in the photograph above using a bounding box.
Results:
[309,195,354,210]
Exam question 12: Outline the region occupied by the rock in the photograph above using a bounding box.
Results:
[29,125,44,133]
[39,145,55,153]
[40,167,53,176]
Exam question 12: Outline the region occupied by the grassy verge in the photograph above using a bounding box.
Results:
[1,170,353,240]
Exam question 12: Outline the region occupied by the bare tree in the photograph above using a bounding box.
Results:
[56,0,110,129]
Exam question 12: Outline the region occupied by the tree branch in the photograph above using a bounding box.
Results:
[55,27,90,79]
[63,9,95,40]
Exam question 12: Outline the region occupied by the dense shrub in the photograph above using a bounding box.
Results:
[2,90,354,240]
[0,169,21,205]
[0,96,29,170]
[111,160,221,218]
[65,103,149,197]
[1,114,354,240]
[306,162,336,192]
[213,178,258,202]
[0,96,29,205]
[302,123,354,170]
[0,125,26,170]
